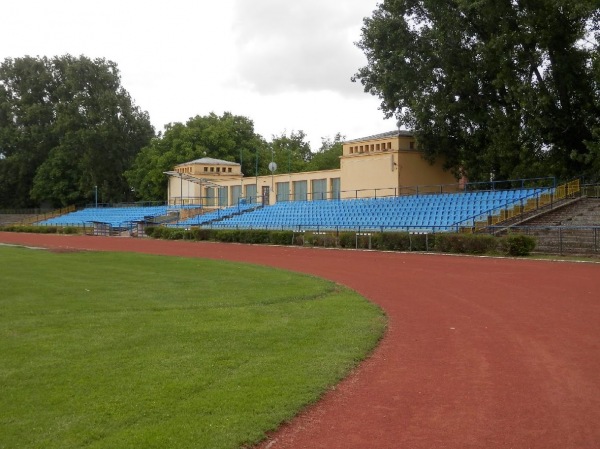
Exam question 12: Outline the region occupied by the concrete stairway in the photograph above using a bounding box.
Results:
[515,198,600,255]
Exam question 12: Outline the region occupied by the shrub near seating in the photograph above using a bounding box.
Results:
[463,234,498,254]
[269,231,295,246]
[190,228,216,241]
[145,226,162,238]
[432,233,468,253]
[499,234,536,256]
[166,229,186,240]
[338,232,357,248]
[433,233,497,254]
[142,226,536,256]
[0,225,82,234]
[239,230,271,244]
[372,232,409,251]
[214,230,240,242]
[304,232,338,247]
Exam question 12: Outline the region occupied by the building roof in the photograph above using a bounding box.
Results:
[344,130,414,144]
[176,157,239,167]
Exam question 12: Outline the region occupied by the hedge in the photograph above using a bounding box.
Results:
[0,225,82,235]
[143,227,536,257]
[0,224,536,257]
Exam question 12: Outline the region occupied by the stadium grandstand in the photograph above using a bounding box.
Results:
[26,130,583,239]
[37,205,170,229]
[171,187,553,232]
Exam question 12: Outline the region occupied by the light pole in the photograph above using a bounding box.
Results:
[396,119,402,196]
[240,148,244,206]
[270,145,276,190]
[95,185,98,208]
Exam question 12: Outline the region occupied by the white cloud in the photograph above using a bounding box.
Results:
[232,0,373,95]
[1,0,394,150]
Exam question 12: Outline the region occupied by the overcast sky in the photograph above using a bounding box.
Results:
[1,0,395,150]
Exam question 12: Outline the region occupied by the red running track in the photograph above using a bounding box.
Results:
[1,232,599,449]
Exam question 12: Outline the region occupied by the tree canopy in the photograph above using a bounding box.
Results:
[354,0,600,182]
[306,133,344,172]
[125,113,268,201]
[268,130,314,175]
[0,56,344,207]
[0,55,154,208]
[126,116,345,202]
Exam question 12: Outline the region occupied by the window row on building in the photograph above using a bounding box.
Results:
[348,141,393,154]
[347,140,416,155]
[173,178,341,207]
[203,166,233,174]
[175,166,234,175]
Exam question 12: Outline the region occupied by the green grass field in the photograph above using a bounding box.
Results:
[0,246,385,449]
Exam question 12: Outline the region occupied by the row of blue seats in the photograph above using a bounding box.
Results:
[39,206,168,227]
[272,191,542,209]
[198,189,550,231]
[173,203,258,227]
[215,210,488,229]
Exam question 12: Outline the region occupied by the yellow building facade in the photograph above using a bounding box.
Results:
[165,131,458,207]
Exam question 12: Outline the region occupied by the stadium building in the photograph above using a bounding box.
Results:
[36,129,583,247]
[165,131,458,207]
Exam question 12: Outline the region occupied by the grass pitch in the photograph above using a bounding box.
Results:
[0,246,385,449]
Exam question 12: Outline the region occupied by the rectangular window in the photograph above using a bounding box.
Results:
[228,167,232,173]
[276,182,290,202]
[245,184,257,203]
[311,179,327,201]
[331,178,341,200]
[231,185,242,205]
[293,180,307,201]
[218,186,228,206]
[204,167,208,172]
[205,187,215,207]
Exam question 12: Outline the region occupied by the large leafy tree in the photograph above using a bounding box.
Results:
[354,0,600,181]
[268,130,313,175]
[307,133,345,171]
[125,113,267,201]
[0,55,153,208]
[267,131,344,175]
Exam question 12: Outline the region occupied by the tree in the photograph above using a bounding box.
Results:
[353,0,600,182]
[268,130,313,175]
[0,57,56,208]
[0,55,154,208]
[125,113,267,201]
[307,133,344,171]
[583,29,600,181]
